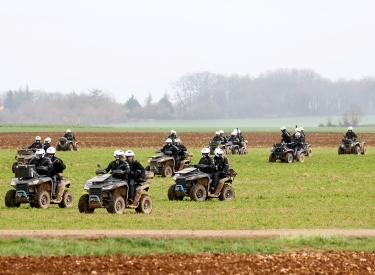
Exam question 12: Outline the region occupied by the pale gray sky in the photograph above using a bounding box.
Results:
[1,0,375,103]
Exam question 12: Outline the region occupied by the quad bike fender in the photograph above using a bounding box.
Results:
[111,185,128,197]
[196,177,210,188]
[211,177,230,197]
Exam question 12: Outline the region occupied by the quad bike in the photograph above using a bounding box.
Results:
[269,142,305,163]
[168,166,237,202]
[228,140,248,155]
[146,150,193,178]
[78,165,154,214]
[338,138,367,155]
[11,148,35,173]
[56,137,79,151]
[5,164,74,209]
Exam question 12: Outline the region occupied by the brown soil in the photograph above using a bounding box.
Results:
[1,132,374,149]
[2,132,374,274]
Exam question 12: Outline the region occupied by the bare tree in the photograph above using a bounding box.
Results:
[345,104,364,126]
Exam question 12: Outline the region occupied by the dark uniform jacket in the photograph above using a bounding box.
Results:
[126,160,145,180]
[213,156,229,174]
[43,143,51,151]
[198,156,216,174]
[49,156,66,175]
[64,133,76,141]
[345,131,357,141]
[176,144,187,158]
[28,142,43,150]
[161,144,179,157]
[105,160,130,180]
[281,130,294,143]
[29,157,53,176]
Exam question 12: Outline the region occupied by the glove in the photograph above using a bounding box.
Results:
[54,159,61,164]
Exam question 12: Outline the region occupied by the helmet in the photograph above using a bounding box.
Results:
[219,130,224,134]
[125,150,135,157]
[175,138,181,144]
[166,138,172,143]
[201,148,210,154]
[295,132,301,138]
[348,126,353,131]
[44,137,51,143]
[35,148,45,159]
[114,149,125,159]
[170,130,176,134]
[46,147,56,155]
[66,129,71,133]
[35,136,41,141]
[231,131,236,135]
[215,131,220,135]
[237,129,241,134]
[280,126,286,131]
[232,129,238,134]
[214,148,224,157]
[300,127,304,131]
[295,127,301,133]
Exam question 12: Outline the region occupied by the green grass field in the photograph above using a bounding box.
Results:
[1,115,375,133]
[1,147,375,255]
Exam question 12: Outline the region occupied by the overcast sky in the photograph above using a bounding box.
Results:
[1,0,375,103]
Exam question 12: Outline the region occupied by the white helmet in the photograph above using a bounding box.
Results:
[232,129,238,134]
[219,130,224,134]
[295,132,301,138]
[215,131,220,135]
[170,130,176,134]
[166,138,172,143]
[214,148,224,157]
[46,147,56,154]
[114,149,125,159]
[66,129,71,133]
[280,126,286,131]
[35,136,41,141]
[125,150,135,157]
[300,127,304,131]
[201,148,210,154]
[44,137,51,143]
[35,148,45,159]
[231,131,236,135]
[348,126,353,131]
[175,138,181,143]
[295,127,301,133]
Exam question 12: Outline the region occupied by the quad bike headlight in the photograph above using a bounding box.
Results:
[84,181,93,190]
[10,180,16,186]
[173,174,180,181]
[102,184,114,190]
[29,179,40,186]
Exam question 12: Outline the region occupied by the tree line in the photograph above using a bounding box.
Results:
[0,69,374,125]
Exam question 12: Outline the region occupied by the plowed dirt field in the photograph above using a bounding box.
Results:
[1,132,375,274]
[1,132,374,149]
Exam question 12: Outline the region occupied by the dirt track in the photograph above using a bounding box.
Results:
[1,132,374,149]
[1,132,375,274]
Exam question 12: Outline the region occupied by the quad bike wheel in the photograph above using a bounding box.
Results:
[285,152,294,163]
[355,145,361,155]
[34,190,51,209]
[225,147,232,155]
[145,165,150,171]
[58,190,74,208]
[219,184,235,201]
[136,194,153,214]
[69,144,74,151]
[338,147,344,155]
[161,165,173,177]
[307,147,312,157]
[362,147,367,154]
[243,148,248,155]
[297,153,305,163]
[189,184,207,202]
[269,153,276,162]
[74,144,79,151]
[107,195,125,214]
[5,190,21,208]
[168,184,184,201]
[78,194,95,214]
[56,145,61,151]
[232,148,239,154]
